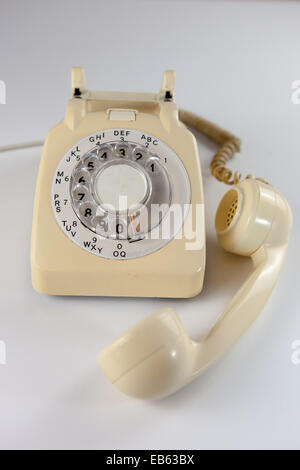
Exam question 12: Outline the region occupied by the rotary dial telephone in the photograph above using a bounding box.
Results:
[27,68,292,399]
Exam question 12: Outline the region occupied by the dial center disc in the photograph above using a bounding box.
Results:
[94,162,149,212]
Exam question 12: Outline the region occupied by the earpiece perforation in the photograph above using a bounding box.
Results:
[226,197,238,227]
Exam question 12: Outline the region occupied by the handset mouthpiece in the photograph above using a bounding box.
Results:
[98,308,196,399]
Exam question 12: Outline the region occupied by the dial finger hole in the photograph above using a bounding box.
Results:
[72,185,90,203]
[83,153,100,172]
[114,142,131,159]
[145,157,161,175]
[131,146,147,163]
[98,144,114,162]
[92,215,109,235]
[109,217,128,240]
[79,202,97,220]
[73,168,91,186]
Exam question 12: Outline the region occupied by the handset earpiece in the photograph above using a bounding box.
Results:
[97,179,292,399]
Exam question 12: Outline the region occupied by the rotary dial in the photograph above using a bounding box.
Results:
[51,129,190,259]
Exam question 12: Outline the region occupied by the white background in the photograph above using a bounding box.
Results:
[0,0,300,450]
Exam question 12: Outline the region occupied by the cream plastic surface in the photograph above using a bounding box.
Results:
[31,70,205,298]
[31,68,292,400]
[98,179,292,399]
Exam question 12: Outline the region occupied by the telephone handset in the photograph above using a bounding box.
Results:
[30,68,292,399]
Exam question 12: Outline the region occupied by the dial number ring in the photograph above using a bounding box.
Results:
[51,129,190,260]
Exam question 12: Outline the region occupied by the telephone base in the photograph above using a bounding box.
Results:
[31,245,205,299]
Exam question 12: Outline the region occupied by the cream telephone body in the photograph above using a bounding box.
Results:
[30,69,292,399]
[31,69,205,298]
